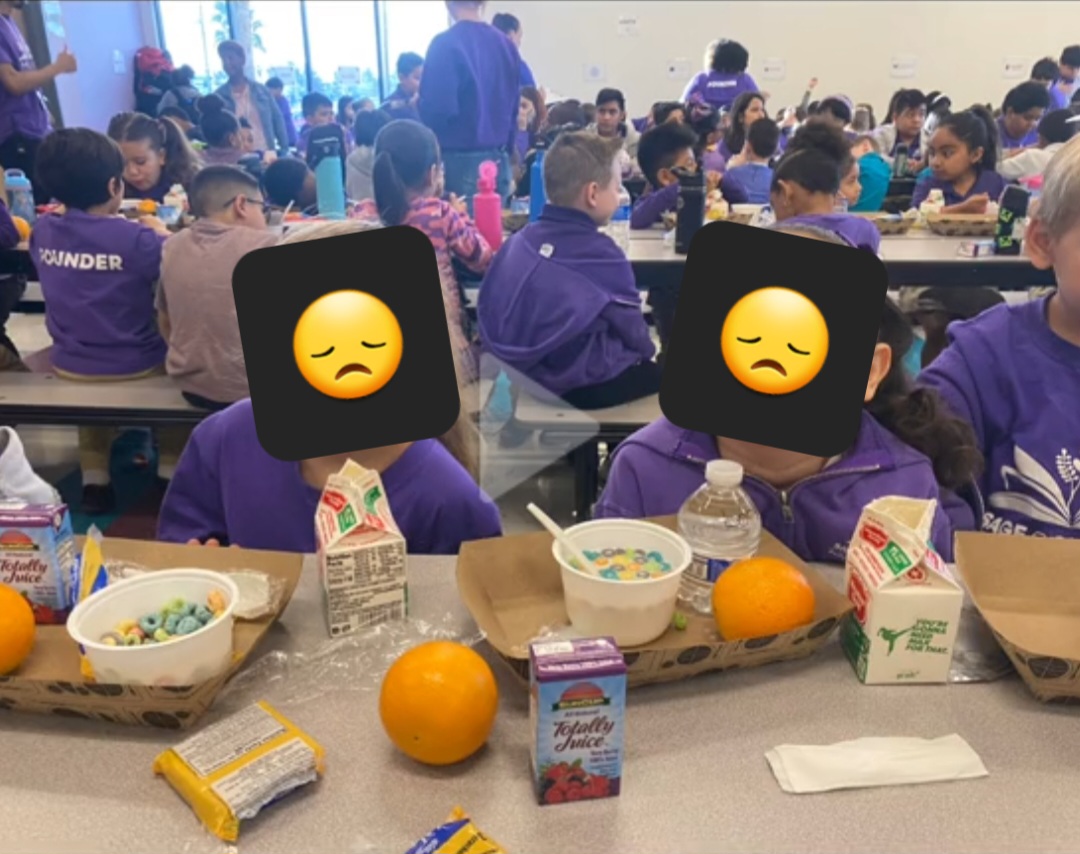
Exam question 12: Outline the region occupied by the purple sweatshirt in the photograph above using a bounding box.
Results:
[273,92,298,148]
[30,211,167,375]
[595,411,970,562]
[0,13,50,143]
[997,117,1038,151]
[157,399,502,554]
[630,179,749,230]
[911,169,1008,209]
[780,212,882,254]
[920,297,1080,539]
[682,71,759,112]
[478,205,655,395]
[419,20,521,152]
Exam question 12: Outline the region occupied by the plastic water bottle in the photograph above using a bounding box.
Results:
[473,160,503,251]
[307,125,346,219]
[676,460,762,614]
[606,182,631,252]
[529,142,547,222]
[6,169,35,224]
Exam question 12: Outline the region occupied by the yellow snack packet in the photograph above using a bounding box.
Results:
[153,701,325,842]
[406,807,507,854]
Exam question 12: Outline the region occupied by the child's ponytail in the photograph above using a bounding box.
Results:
[371,119,441,227]
[157,115,202,188]
[866,300,983,491]
[967,104,999,171]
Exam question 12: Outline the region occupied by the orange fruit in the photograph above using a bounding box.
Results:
[137,199,158,215]
[379,641,498,766]
[712,557,816,641]
[11,215,30,241]
[0,582,36,675]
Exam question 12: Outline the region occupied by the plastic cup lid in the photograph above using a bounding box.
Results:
[706,459,744,487]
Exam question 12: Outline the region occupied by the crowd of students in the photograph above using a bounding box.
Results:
[2,1,1079,566]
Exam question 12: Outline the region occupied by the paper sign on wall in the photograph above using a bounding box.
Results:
[583,63,605,82]
[335,66,361,88]
[112,50,125,75]
[761,58,786,81]
[890,55,918,79]
[667,59,692,81]
[1003,56,1027,78]
[617,16,639,36]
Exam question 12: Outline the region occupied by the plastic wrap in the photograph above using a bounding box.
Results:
[103,561,287,621]
[217,610,485,713]
[948,597,1013,684]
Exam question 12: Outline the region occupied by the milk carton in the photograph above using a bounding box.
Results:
[314,460,406,637]
[530,637,626,805]
[0,502,76,624]
[840,497,962,684]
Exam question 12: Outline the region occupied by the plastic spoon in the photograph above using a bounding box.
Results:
[527,503,599,576]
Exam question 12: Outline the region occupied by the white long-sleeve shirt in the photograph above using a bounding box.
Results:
[997,142,1066,182]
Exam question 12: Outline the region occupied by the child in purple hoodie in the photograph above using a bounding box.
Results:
[479,131,660,409]
[631,122,746,230]
[770,121,881,254]
[911,107,1007,214]
[158,220,502,554]
[30,128,186,514]
[681,39,759,113]
[597,232,981,562]
[920,138,1080,539]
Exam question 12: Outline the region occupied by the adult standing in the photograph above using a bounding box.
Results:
[419,0,520,204]
[0,0,75,203]
[213,41,287,155]
[492,13,536,90]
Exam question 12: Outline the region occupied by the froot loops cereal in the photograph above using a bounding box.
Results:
[99,590,227,647]
[572,548,672,581]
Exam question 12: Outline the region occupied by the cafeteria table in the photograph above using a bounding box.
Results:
[3,554,1078,854]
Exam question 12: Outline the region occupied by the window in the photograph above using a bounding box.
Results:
[382,0,449,79]
[246,1,306,123]
[305,0,380,112]
[157,0,230,94]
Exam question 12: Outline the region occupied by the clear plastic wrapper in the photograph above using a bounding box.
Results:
[949,596,1013,684]
[217,610,484,713]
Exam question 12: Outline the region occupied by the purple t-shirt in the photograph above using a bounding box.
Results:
[781,212,882,254]
[920,297,1080,539]
[910,169,1008,209]
[595,411,968,562]
[0,13,50,142]
[419,20,521,152]
[630,179,748,230]
[682,71,759,112]
[997,116,1038,151]
[157,399,503,554]
[30,211,167,375]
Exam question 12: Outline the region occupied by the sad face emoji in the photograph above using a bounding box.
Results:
[720,287,829,395]
[293,289,403,400]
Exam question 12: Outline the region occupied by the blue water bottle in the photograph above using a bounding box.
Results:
[529,141,547,222]
[6,169,35,223]
[305,125,346,219]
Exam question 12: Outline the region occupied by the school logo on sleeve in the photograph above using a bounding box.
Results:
[659,222,888,457]
[232,226,460,461]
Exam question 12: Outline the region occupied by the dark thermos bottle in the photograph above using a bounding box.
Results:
[674,168,706,255]
[893,143,909,178]
[994,185,1030,256]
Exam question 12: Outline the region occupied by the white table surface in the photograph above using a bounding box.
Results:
[3,556,1079,854]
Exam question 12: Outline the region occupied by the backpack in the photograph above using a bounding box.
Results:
[133,47,174,116]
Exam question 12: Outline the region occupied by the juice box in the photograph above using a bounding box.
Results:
[529,637,626,805]
[840,497,963,684]
[315,460,406,638]
[0,502,76,624]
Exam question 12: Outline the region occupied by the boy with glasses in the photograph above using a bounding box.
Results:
[158,165,278,412]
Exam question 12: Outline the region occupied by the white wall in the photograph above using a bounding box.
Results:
[497,0,1080,119]
[47,0,159,131]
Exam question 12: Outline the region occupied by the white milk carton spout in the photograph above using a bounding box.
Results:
[315,459,407,637]
[841,496,963,684]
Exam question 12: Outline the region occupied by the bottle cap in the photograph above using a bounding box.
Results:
[477,160,497,194]
[705,459,743,487]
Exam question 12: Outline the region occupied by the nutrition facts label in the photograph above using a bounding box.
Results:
[173,704,287,778]
[210,738,319,820]
[323,539,407,635]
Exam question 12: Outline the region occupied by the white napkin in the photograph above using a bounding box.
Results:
[766,734,988,794]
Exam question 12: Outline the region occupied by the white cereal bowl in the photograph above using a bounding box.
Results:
[66,569,239,687]
[553,519,692,647]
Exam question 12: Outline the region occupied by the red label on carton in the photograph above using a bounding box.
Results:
[0,503,75,624]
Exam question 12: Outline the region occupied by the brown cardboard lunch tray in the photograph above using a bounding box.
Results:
[0,538,302,729]
[855,212,915,235]
[955,532,1080,703]
[925,213,997,237]
[457,517,852,688]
